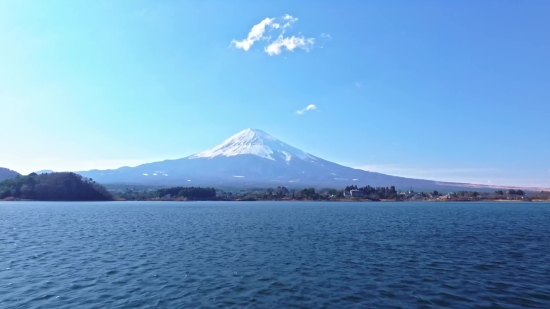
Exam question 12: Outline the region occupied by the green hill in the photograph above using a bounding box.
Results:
[0,172,113,201]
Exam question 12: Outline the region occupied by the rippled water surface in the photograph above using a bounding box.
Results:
[1,201,550,308]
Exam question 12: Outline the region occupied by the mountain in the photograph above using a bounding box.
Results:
[0,168,20,182]
[76,129,504,190]
[35,170,55,174]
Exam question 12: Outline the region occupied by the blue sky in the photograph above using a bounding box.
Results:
[1,1,549,188]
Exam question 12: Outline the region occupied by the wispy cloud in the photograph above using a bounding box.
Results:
[265,35,315,56]
[317,33,331,49]
[231,17,276,51]
[296,104,317,115]
[355,82,362,88]
[231,14,315,56]
[282,14,298,28]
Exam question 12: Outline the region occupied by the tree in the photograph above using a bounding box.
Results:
[299,188,316,199]
[275,186,289,197]
[369,193,380,200]
[508,189,523,195]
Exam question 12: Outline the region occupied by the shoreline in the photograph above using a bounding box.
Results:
[3,199,549,203]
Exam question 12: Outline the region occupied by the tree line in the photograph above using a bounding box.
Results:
[117,186,217,201]
[155,186,216,200]
[0,172,112,201]
[494,189,525,196]
[345,185,398,200]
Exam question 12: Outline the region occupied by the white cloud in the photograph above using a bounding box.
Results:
[321,33,331,39]
[231,14,315,56]
[355,82,362,88]
[282,14,298,28]
[231,17,276,51]
[283,14,295,21]
[265,35,315,56]
[296,104,317,115]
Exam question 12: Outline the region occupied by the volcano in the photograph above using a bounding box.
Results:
[77,128,476,190]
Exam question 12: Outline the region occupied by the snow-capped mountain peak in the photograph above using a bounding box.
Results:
[189,128,313,162]
[77,128,487,191]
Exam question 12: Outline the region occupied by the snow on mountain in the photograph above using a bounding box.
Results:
[189,128,314,162]
[76,128,482,190]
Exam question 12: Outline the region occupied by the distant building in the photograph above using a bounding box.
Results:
[350,190,364,198]
[343,190,364,198]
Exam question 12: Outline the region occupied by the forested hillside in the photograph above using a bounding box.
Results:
[0,172,113,201]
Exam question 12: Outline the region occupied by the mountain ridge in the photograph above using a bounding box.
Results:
[74,128,545,191]
[0,167,20,182]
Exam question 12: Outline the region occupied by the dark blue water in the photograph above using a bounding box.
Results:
[1,202,549,308]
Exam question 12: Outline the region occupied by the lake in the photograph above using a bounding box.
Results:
[1,201,549,308]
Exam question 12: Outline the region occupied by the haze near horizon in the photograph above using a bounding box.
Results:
[1,1,549,188]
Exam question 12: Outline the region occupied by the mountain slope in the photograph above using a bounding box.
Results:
[0,168,20,182]
[76,129,492,190]
[189,128,314,162]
